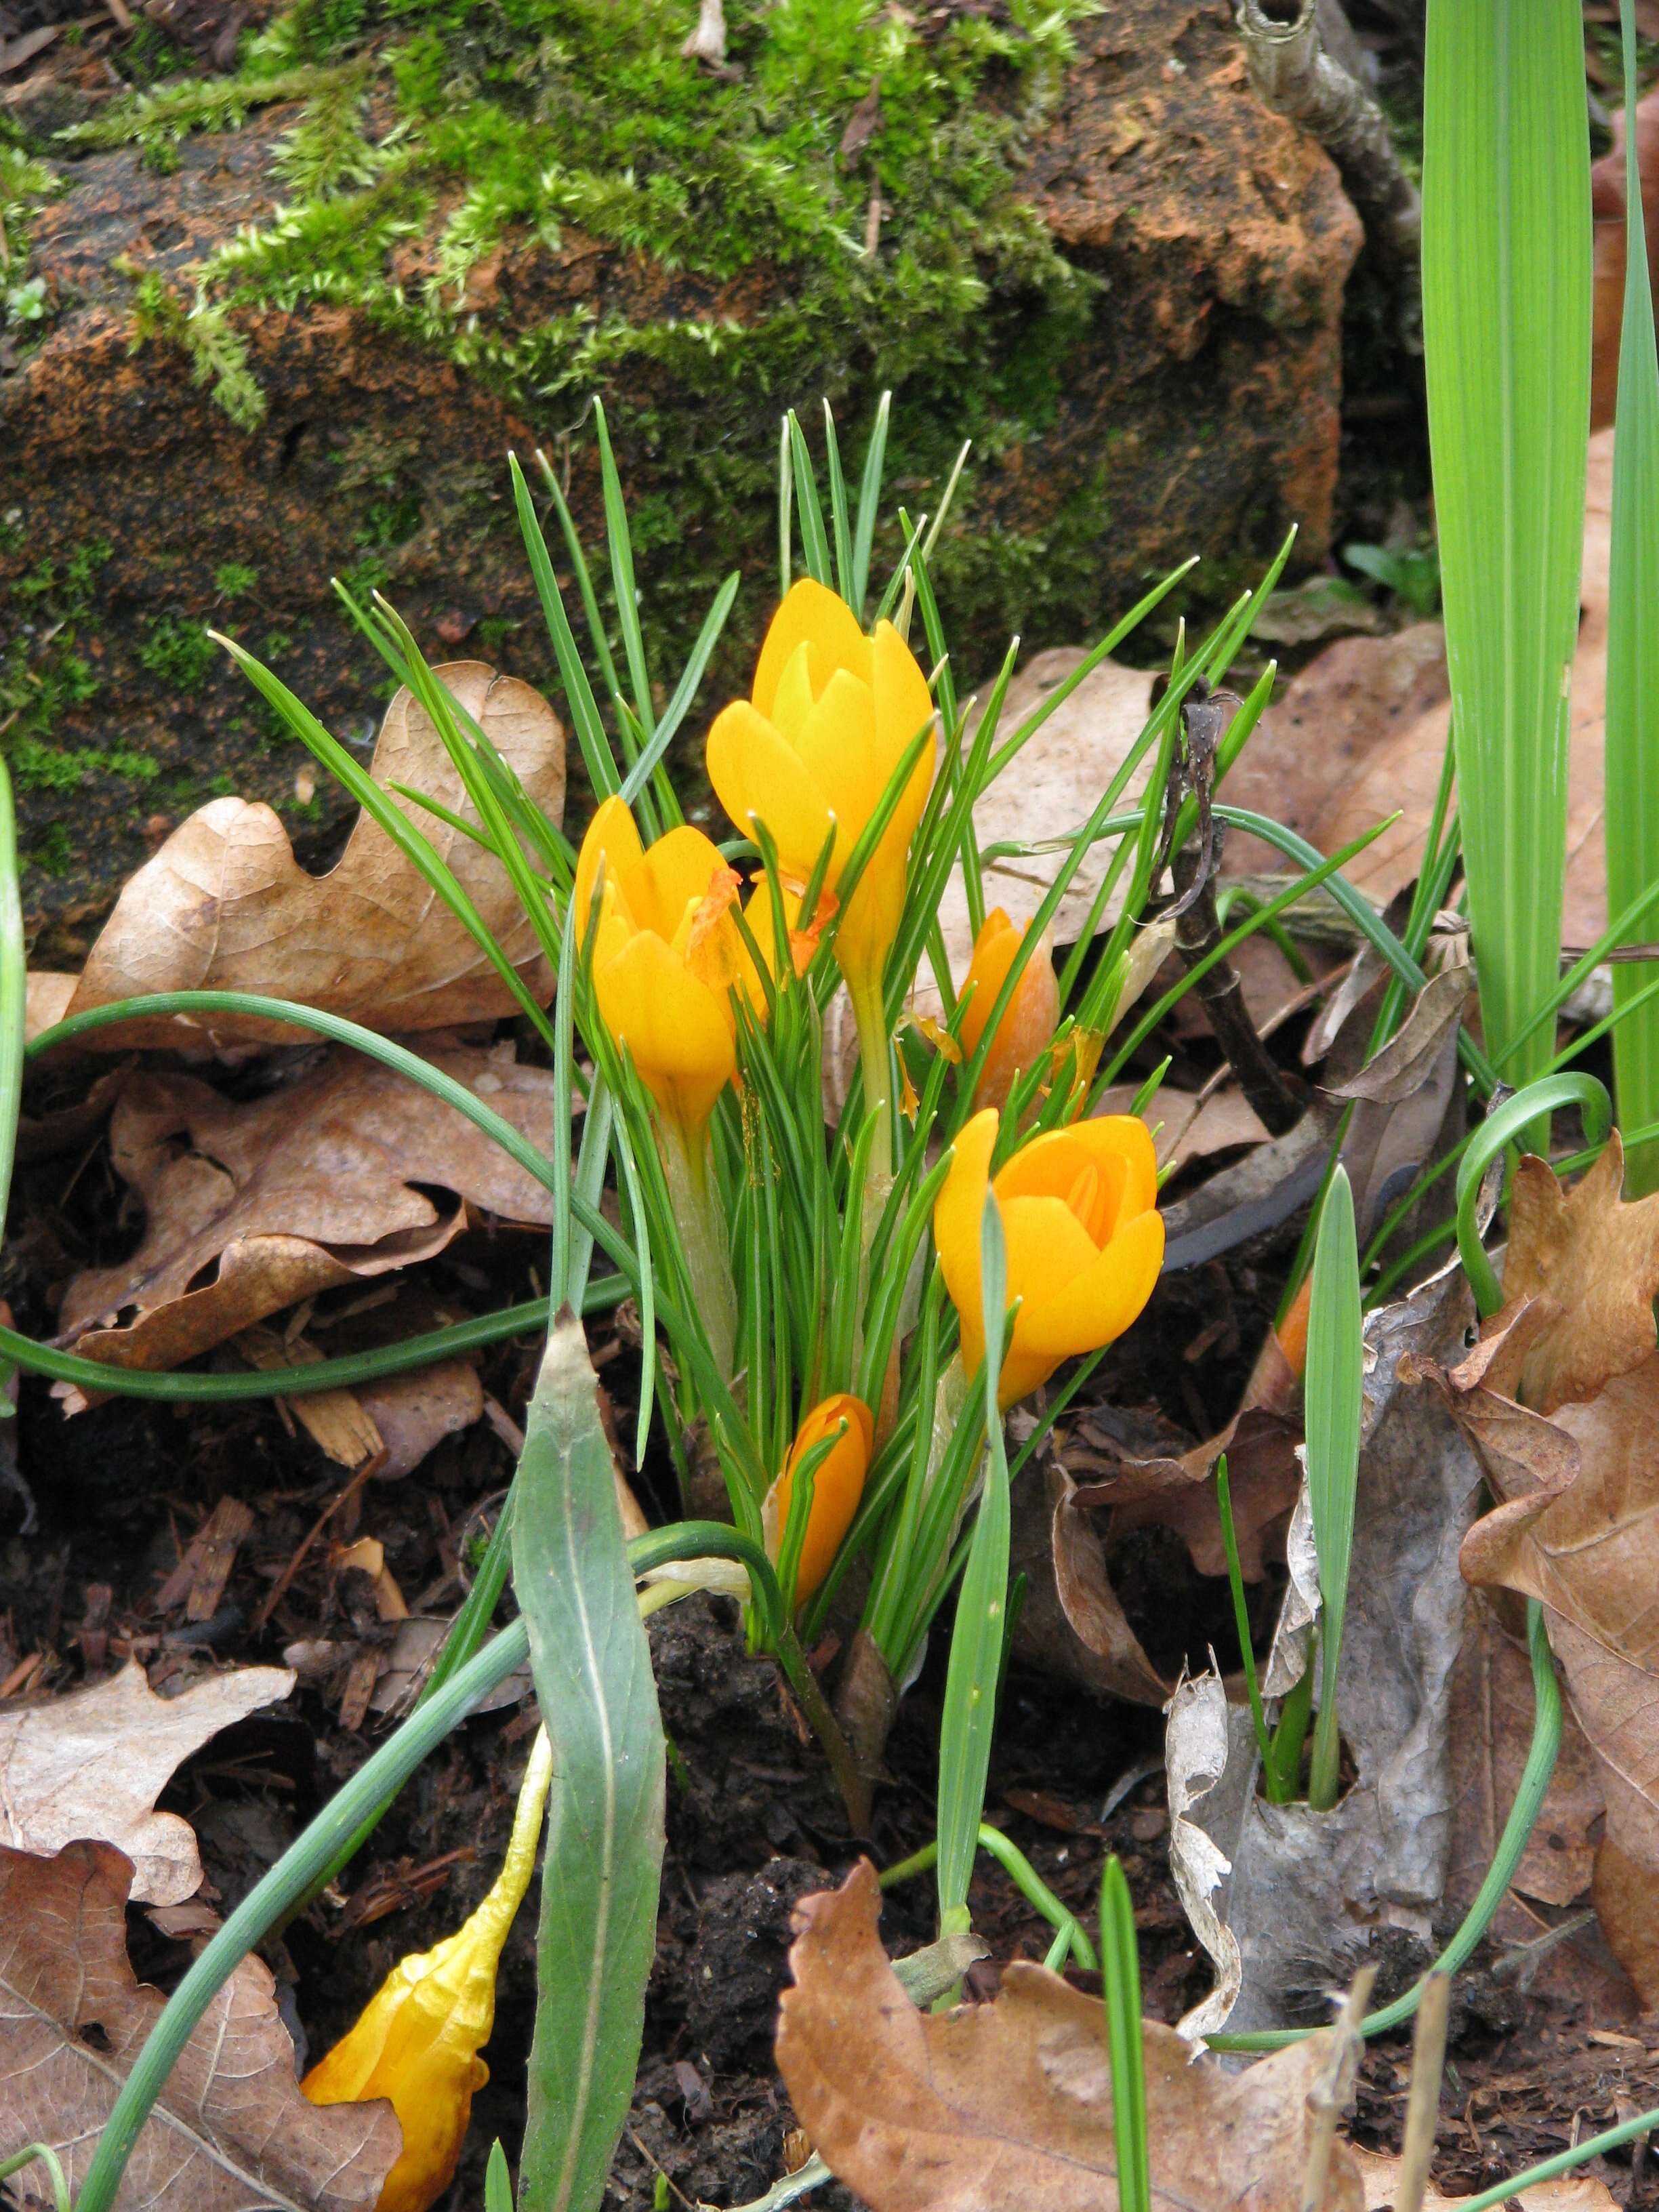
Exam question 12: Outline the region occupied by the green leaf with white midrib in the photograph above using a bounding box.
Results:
[515,1313,666,2212]
[1607,0,1659,1195]
[1421,0,1591,1096]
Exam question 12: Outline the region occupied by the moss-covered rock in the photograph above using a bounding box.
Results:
[0,0,1360,949]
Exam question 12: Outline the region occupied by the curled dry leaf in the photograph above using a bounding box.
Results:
[0,1839,400,2208]
[58,1042,559,1372]
[775,1858,1364,2212]
[1410,1263,1659,2004]
[0,1660,293,1906]
[1497,1132,1659,1415]
[41,661,565,1052]
[1166,1265,1483,2034]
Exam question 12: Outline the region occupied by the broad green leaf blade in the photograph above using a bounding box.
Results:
[1421,0,1591,1088]
[1304,1166,1362,1811]
[1607,0,1659,1195]
[515,1313,666,2212]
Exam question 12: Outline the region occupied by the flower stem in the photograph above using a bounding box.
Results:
[659,1116,737,1386]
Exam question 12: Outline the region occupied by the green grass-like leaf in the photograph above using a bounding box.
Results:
[1607,0,1659,1194]
[1421,0,1591,1089]
[1305,1165,1363,1812]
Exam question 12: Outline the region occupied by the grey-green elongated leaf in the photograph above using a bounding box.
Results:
[1421,0,1591,1087]
[1607,0,1659,1197]
[514,1312,666,2212]
[1304,1166,1363,1812]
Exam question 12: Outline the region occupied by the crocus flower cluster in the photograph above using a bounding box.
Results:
[573,577,1162,1616]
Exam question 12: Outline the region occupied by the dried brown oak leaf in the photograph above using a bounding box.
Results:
[58,1041,558,1372]
[775,1860,1364,2212]
[39,661,563,1052]
[1353,2146,1616,2212]
[1408,1301,1659,2001]
[1494,1132,1659,1414]
[0,1839,399,2209]
[0,1661,293,1906]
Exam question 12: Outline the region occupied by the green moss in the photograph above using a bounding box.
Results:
[214,560,260,597]
[1,538,116,788]
[138,613,219,691]
[30,821,73,877]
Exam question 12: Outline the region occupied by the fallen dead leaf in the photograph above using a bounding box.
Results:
[1168,1263,1484,2034]
[40,661,564,1052]
[58,1041,559,1372]
[1352,2145,1617,2212]
[1403,1155,1659,2006]
[1092,1083,1272,1176]
[0,1661,293,1906]
[1498,1133,1659,1414]
[775,1859,1364,2212]
[0,1839,400,2207]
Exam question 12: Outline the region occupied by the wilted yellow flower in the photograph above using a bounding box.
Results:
[303,1731,553,2212]
[767,1392,874,1603]
[574,796,747,1135]
[934,1109,1164,1408]
[956,908,1060,1113]
[705,578,935,992]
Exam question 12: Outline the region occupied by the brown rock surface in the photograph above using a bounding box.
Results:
[1,0,1361,951]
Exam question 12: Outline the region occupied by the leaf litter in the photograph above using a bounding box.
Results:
[28,662,566,1054]
[0,1839,400,2209]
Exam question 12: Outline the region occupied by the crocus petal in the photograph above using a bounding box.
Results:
[1067,1113,1161,1222]
[752,577,871,722]
[638,823,738,939]
[869,617,936,792]
[1019,1207,1166,1364]
[707,698,835,882]
[574,793,646,940]
[792,666,884,836]
[933,1107,998,1380]
[958,909,1021,1060]
[595,929,735,1132]
[770,637,819,745]
[771,1392,874,1603]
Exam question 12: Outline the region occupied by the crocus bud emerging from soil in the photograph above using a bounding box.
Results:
[705,577,935,996]
[302,1729,553,2212]
[768,1392,875,1603]
[957,907,1061,1111]
[934,1108,1164,1408]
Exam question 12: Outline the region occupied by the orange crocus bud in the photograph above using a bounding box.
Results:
[767,1392,874,1603]
[302,1729,552,2212]
[574,795,746,1136]
[705,578,936,995]
[934,1109,1164,1408]
[957,908,1061,1112]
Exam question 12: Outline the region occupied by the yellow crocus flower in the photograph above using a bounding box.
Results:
[766,1392,874,1604]
[705,578,935,995]
[574,795,747,1137]
[302,1730,553,2212]
[934,1109,1164,1408]
[956,908,1060,1113]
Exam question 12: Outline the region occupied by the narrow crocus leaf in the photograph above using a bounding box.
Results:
[514,1311,666,2212]
[484,2142,513,2212]
[1305,1166,1363,1811]
[1421,0,1591,1092]
[934,1190,1008,1934]
[1607,0,1659,1196]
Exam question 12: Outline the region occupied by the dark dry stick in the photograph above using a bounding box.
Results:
[1172,838,1303,1136]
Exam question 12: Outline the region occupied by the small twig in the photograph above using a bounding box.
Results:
[251,1459,379,1631]
[1299,1965,1374,2212]
[1393,1971,1451,2212]
[1172,838,1304,1136]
